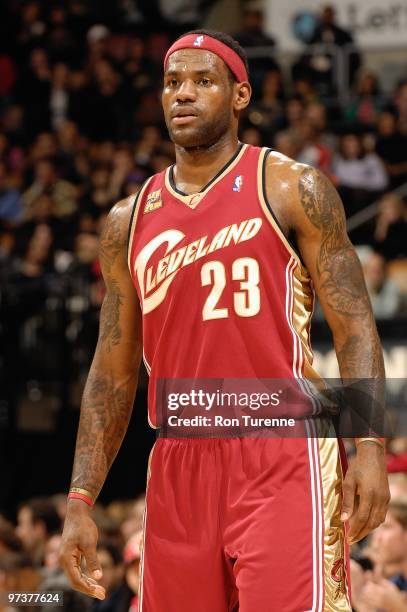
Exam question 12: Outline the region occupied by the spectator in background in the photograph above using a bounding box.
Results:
[376,110,407,188]
[334,133,388,191]
[395,80,407,136]
[55,120,85,183]
[273,130,300,160]
[17,48,51,138]
[0,518,23,556]
[1,105,27,151]
[91,541,126,612]
[234,6,278,99]
[29,132,58,164]
[235,5,276,48]
[284,95,306,135]
[370,500,407,592]
[109,146,136,202]
[305,102,337,151]
[49,63,70,131]
[86,24,111,71]
[67,68,91,134]
[296,121,333,175]
[134,126,163,168]
[346,71,383,128]
[0,161,22,224]
[124,169,147,198]
[387,440,407,476]
[240,126,263,147]
[388,473,407,501]
[45,4,78,65]
[311,5,355,47]
[293,4,361,96]
[16,498,61,567]
[350,501,407,611]
[374,193,407,260]
[362,252,402,319]
[293,77,319,106]
[248,68,285,134]
[333,133,388,216]
[16,1,47,56]
[122,36,157,99]
[85,59,128,142]
[22,157,77,220]
[117,496,145,543]
[310,5,360,86]
[0,553,43,609]
[123,532,142,612]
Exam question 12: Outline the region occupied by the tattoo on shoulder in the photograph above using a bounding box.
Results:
[298,167,370,317]
[99,208,124,274]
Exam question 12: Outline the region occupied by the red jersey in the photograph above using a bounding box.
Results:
[128,144,319,427]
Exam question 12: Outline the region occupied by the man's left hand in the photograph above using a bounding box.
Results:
[340,441,390,543]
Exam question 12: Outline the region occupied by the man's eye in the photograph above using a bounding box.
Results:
[199,78,211,86]
[168,79,178,87]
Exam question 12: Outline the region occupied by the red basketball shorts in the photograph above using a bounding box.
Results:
[138,436,351,611]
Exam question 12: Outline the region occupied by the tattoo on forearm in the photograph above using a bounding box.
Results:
[70,201,137,498]
[99,208,123,274]
[100,280,123,350]
[336,335,382,378]
[71,372,134,498]
[299,167,384,379]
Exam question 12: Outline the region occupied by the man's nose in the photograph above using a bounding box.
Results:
[176,79,197,102]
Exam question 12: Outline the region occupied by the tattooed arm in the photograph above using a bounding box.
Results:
[60,198,142,599]
[296,166,383,377]
[265,156,389,544]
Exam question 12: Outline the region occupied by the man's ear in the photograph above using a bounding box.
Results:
[234,82,252,112]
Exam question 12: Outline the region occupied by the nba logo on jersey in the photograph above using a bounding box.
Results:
[193,35,204,47]
[233,175,243,192]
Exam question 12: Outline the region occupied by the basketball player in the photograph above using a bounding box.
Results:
[60,31,390,611]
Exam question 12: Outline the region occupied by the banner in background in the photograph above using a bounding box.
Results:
[265,0,407,50]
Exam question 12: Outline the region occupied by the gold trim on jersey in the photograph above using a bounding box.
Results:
[317,437,352,610]
[165,143,248,207]
[258,148,320,380]
[291,265,321,380]
[127,177,154,276]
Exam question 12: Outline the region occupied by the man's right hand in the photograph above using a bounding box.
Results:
[59,500,106,600]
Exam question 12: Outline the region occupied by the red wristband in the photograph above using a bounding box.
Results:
[68,492,94,507]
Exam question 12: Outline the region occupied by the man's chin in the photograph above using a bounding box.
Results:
[169,126,209,149]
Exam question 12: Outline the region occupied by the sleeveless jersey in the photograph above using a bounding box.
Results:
[128,144,320,427]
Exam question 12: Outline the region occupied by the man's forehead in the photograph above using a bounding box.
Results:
[165,48,224,72]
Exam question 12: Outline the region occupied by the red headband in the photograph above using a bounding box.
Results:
[164,34,248,83]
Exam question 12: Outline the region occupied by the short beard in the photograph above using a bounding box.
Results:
[167,105,232,150]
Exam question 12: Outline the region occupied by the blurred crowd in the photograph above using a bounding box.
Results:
[0,2,406,325]
[0,3,406,610]
[0,494,145,611]
[0,2,406,335]
[350,469,407,611]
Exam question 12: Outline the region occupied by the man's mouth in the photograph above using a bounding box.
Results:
[171,108,198,125]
